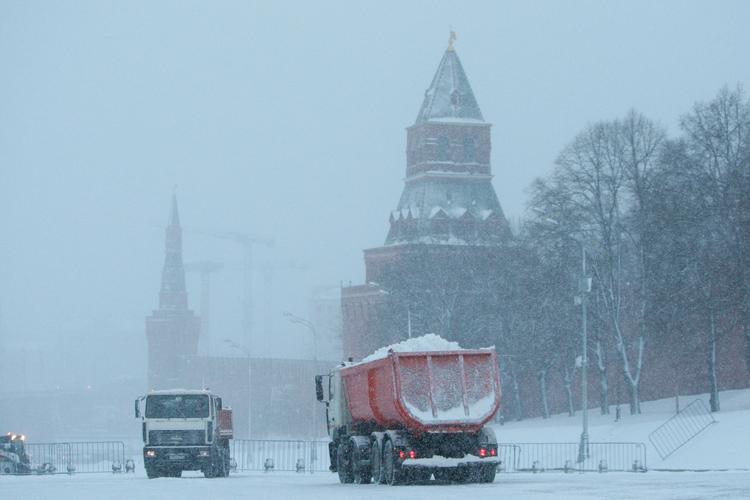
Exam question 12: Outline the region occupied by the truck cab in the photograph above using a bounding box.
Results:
[135,389,232,478]
[316,365,351,437]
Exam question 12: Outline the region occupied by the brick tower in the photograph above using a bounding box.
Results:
[146,193,200,389]
[342,38,512,359]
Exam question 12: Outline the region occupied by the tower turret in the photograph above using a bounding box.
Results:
[145,193,200,389]
[343,37,514,359]
[386,41,510,247]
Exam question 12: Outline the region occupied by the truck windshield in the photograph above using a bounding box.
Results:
[145,395,210,418]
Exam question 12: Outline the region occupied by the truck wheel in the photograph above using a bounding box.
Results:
[219,453,230,477]
[145,465,160,479]
[350,439,371,484]
[478,464,496,483]
[381,439,403,486]
[336,442,354,484]
[223,443,232,476]
[370,439,382,484]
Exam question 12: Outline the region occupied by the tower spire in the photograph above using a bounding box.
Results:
[159,192,188,310]
[169,185,180,227]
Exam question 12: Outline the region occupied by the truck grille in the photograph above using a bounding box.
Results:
[149,430,205,446]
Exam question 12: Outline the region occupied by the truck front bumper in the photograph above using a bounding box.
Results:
[143,447,213,470]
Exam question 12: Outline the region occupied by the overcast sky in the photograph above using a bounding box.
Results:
[1,0,749,390]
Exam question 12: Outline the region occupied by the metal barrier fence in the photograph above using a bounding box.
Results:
[228,440,645,474]
[231,440,330,473]
[25,441,126,474]
[498,442,647,473]
[649,399,716,460]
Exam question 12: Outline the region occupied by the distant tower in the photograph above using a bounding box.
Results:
[342,38,511,359]
[146,193,200,389]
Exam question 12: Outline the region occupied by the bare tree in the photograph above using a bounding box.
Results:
[680,86,750,376]
[554,113,665,415]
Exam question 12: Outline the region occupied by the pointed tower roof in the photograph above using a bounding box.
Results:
[415,42,484,124]
[159,192,188,310]
[169,190,180,227]
[383,38,511,247]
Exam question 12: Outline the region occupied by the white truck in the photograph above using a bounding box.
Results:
[135,389,233,478]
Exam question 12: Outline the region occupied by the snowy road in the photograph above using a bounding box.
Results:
[3,471,750,500]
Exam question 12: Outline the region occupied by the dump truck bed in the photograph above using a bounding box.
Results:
[341,349,501,433]
[218,408,233,439]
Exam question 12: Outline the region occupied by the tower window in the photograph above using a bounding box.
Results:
[437,137,450,161]
[450,89,460,106]
[463,137,476,162]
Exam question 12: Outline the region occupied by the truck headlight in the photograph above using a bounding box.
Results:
[145,450,156,458]
[198,450,210,458]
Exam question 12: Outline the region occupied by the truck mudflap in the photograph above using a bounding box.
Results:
[401,455,500,484]
[401,455,501,469]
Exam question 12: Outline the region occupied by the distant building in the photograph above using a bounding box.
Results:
[342,41,512,359]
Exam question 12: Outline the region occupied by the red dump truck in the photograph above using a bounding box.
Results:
[315,348,501,485]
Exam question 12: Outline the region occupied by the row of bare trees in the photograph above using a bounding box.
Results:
[516,85,750,416]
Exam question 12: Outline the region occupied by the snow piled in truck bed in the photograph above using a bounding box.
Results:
[404,394,497,422]
[360,334,463,362]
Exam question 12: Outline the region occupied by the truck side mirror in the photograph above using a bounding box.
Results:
[134,398,141,418]
[315,375,324,401]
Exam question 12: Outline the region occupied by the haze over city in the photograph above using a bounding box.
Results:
[1,0,749,396]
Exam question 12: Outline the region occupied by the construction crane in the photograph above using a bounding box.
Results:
[261,260,310,344]
[184,261,223,356]
[193,231,274,355]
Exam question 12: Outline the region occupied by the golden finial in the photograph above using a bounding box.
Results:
[448,29,457,51]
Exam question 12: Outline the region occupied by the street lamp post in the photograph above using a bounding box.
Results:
[224,338,252,439]
[375,284,413,339]
[533,208,589,463]
[283,311,320,439]
[577,243,590,463]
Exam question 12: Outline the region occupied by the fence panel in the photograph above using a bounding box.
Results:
[231,440,330,473]
[503,442,647,472]
[67,441,126,473]
[25,442,71,474]
[24,441,125,474]
[228,440,644,474]
[648,399,716,460]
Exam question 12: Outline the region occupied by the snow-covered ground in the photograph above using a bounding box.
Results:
[2,469,750,500]
[492,388,750,470]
